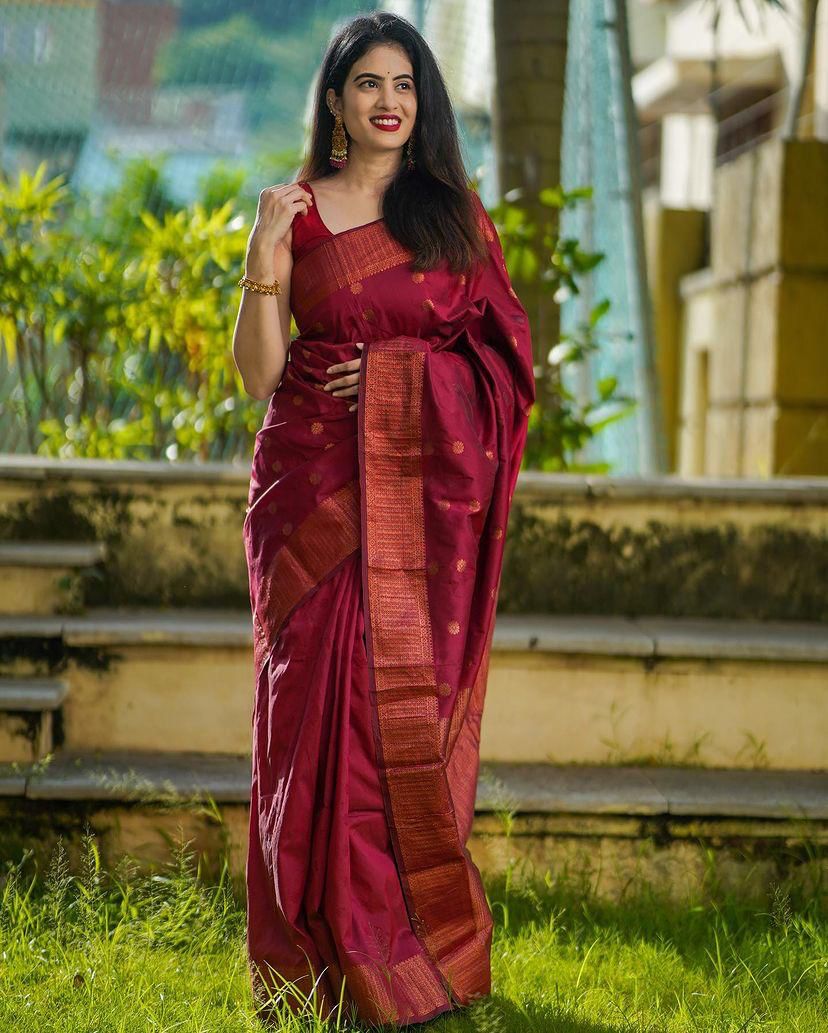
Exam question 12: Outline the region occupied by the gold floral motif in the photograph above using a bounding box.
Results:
[362,308,375,321]
[350,281,364,294]
[452,440,465,454]
[459,273,466,286]
[422,298,435,311]
[437,499,451,511]
[468,499,481,513]
[455,558,467,572]
[324,441,335,450]
[508,335,518,349]
[311,421,324,434]
[492,526,503,539]
[485,449,495,460]
[427,559,439,575]
[292,394,303,406]
[437,682,452,697]
[308,472,322,485]
[447,620,461,635]
[271,460,283,472]
[411,271,425,283]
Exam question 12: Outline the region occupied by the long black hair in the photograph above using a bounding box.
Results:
[295,11,490,274]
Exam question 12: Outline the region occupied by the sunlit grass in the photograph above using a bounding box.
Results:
[0,824,825,1032]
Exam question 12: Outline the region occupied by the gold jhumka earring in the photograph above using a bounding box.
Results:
[329,110,348,168]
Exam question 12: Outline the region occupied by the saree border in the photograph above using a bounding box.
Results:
[250,479,361,676]
[290,222,412,324]
[358,336,492,1007]
[344,953,452,1026]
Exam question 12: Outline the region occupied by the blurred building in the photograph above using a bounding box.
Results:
[631,0,828,476]
[634,0,823,207]
[0,1,98,174]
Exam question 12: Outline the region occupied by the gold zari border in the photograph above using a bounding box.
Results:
[253,479,360,674]
[291,222,412,323]
[362,338,491,1006]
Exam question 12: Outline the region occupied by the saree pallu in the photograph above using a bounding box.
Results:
[243,189,535,1027]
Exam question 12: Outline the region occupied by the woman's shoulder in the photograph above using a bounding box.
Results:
[288,178,329,260]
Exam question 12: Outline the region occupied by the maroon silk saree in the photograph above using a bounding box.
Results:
[243,184,535,1027]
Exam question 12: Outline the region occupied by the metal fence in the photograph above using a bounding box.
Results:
[560,0,643,474]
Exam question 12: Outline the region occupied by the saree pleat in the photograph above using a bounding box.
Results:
[244,185,534,1027]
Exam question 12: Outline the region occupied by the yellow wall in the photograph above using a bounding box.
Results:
[644,191,707,468]
[676,138,828,476]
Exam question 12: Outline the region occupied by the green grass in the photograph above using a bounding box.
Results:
[0,826,825,1032]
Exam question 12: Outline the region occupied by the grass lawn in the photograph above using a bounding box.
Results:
[0,827,825,1032]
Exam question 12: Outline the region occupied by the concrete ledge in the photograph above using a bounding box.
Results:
[2,753,826,822]
[0,542,106,568]
[477,763,828,820]
[0,454,251,485]
[0,611,251,647]
[2,454,827,504]
[494,615,655,657]
[1,610,826,663]
[23,751,251,802]
[0,678,68,711]
[516,471,828,505]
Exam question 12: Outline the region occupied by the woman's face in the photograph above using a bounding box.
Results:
[327,43,417,159]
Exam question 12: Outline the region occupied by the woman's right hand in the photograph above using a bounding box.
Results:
[245,182,313,278]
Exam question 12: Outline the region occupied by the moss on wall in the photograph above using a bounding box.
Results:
[2,474,827,620]
[499,504,828,621]
[0,485,249,609]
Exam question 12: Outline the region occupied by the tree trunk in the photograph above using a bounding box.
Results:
[491,0,569,373]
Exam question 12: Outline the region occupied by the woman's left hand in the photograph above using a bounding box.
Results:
[324,343,364,412]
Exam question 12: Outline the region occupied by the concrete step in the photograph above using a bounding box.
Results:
[2,754,825,898]
[0,677,69,763]
[2,752,825,822]
[0,610,825,769]
[0,542,107,616]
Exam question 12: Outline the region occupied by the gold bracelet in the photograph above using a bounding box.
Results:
[238,274,281,295]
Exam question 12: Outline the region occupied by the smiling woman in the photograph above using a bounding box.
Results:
[239,11,535,1030]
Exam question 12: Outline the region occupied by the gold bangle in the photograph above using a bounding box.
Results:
[238,275,281,295]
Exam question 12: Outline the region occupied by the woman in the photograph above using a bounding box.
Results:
[233,11,535,1028]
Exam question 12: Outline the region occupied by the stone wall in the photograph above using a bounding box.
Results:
[2,457,826,621]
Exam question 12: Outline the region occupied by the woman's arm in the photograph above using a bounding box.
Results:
[232,181,313,400]
[232,234,293,400]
